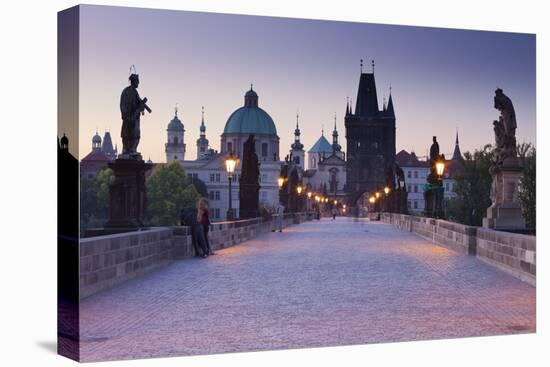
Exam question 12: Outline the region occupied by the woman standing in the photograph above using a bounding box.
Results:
[197,198,213,256]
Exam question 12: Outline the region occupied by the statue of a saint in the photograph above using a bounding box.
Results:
[493,88,517,161]
[120,73,151,158]
[429,136,440,164]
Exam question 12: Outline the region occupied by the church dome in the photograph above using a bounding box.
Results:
[223,87,277,137]
[167,114,184,131]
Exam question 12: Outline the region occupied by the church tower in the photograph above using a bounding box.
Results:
[92,131,102,152]
[165,106,186,163]
[290,112,305,171]
[332,113,343,159]
[451,130,463,161]
[345,59,396,202]
[196,106,210,159]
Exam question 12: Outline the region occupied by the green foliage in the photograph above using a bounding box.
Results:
[146,162,201,226]
[189,176,208,198]
[445,145,493,226]
[518,144,536,230]
[80,177,98,231]
[95,168,114,218]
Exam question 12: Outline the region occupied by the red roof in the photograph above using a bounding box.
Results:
[396,150,429,167]
[81,150,110,163]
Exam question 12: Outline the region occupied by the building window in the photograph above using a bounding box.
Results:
[408,200,411,208]
[414,185,418,193]
[445,183,450,191]
[407,170,412,178]
[215,173,220,182]
[295,156,300,164]
[261,191,267,201]
[193,173,198,180]
[261,143,268,157]
[200,147,205,152]
[173,137,178,144]
[227,142,233,153]
[209,191,214,200]
[215,208,220,219]
[414,171,418,179]
[414,201,418,209]
[210,173,215,182]
[215,191,220,200]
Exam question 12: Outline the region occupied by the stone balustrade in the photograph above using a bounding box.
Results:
[80,212,315,299]
[380,213,535,285]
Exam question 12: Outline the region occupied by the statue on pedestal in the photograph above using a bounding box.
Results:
[104,70,153,231]
[483,88,525,230]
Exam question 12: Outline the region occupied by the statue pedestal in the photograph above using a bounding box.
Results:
[104,158,152,230]
[483,157,525,230]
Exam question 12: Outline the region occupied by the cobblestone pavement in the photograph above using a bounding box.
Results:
[79,218,535,361]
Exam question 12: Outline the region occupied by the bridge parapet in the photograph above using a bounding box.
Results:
[380,213,535,285]
[80,212,315,299]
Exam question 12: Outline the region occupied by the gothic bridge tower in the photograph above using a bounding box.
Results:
[345,60,396,203]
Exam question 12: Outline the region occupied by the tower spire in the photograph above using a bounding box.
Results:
[372,59,375,74]
[360,59,363,73]
[452,128,463,160]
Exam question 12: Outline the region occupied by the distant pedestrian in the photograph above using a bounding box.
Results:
[197,198,213,257]
[274,203,284,232]
[331,207,338,220]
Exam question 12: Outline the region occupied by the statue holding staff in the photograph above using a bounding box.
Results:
[120,69,151,158]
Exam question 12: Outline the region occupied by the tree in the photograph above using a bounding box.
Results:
[445,145,493,226]
[518,144,536,231]
[189,176,208,198]
[95,168,114,218]
[80,177,98,231]
[146,162,201,226]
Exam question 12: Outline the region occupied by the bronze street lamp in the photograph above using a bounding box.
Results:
[225,153,238,220]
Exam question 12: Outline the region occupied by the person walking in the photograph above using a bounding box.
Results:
[331,207,338,220]
[274,203,284,232]
[197,198,213,257]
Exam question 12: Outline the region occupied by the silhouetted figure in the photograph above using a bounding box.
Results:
[239,134,260,219]
[429,136,440,165]
[119,73,151,158]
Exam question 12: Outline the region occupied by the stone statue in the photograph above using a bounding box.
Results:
[119,73,151,159]
[483,88,525,230]
[239,134,260,219]
[492,88,517,165]
[429,136,440,164]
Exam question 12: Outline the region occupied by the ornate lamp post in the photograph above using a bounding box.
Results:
[434,158,446,219]
[225,153,238,220]
[383,186,390,212]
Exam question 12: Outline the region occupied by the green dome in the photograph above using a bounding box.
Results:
[224,87,277,136]
[223,106,277,136]
[167,115,184,131]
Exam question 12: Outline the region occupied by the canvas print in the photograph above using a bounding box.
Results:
[57,5,536,362]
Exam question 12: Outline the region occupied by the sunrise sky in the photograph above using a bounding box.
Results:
[73,5,536,162]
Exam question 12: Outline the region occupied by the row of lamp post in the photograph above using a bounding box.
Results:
[277,176,344,215]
